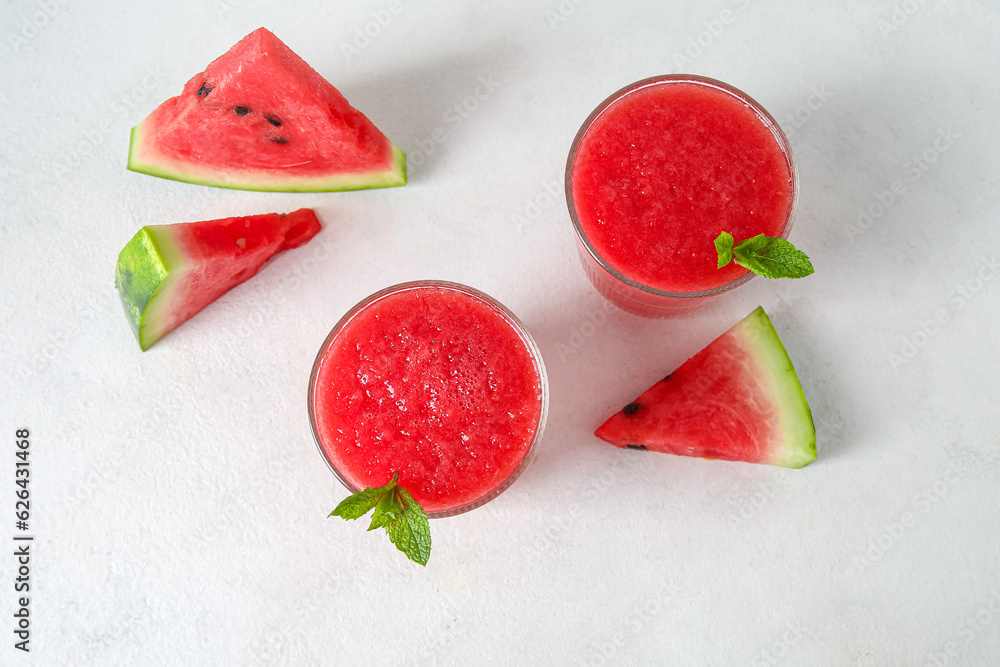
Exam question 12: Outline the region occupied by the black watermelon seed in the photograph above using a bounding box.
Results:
[234,106,250,116]
[623,402,642,416]
[626,444,647,450]
[270,137,288,144]
[196,84,211,96]
[663,373,673,382]
[266,116,282,127]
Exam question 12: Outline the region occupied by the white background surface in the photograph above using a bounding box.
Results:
[2,1,999,665]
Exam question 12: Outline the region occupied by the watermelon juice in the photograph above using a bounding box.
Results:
[308,281,548,518]
[566,75,797,317]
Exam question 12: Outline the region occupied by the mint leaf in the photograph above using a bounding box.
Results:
[386,486,431,567]
[714,231,734,268]
[368,492,402,532]
[716,232,814,280]
[734,234,769,255]
[734,236,814,279]
[330,488,381,520]
[329,473,432,566]
[330,474,398,520]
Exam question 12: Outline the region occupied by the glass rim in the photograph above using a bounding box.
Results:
[565,73,799,300]
[307,280,549,519]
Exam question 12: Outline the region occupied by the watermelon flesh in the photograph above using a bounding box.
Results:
[115,208,321,350]
[128,28,406,192]
[595,307,816,468]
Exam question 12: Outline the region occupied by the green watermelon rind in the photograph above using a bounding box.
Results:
[127,123,407,193]
[114,225,184,351]
[737,306,816,469]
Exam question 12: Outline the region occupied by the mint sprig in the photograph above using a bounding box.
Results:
[714,231,814,279]
[330,473,431,566]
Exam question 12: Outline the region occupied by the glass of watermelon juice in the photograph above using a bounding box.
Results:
[566,74,798,318]
[308,281,548,518]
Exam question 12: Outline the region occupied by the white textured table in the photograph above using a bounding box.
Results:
[3,1,999,665]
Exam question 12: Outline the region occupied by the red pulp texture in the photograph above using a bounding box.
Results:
[313,286,543,513]
[595,330,777,463]
[146,28,394,176]
[571,80,793,292]
[160,209,320,337]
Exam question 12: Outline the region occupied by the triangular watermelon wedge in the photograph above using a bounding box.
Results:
[115,208,321,350]
[128,28,406,192]
[595,307,816,468]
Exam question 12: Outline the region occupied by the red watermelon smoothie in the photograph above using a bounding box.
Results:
[308,281,548,518]
[567,75,797,317]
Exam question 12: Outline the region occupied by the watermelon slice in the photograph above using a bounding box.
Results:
[595,307,816,468]
[115,208,321,350]
[128,28,406,192]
